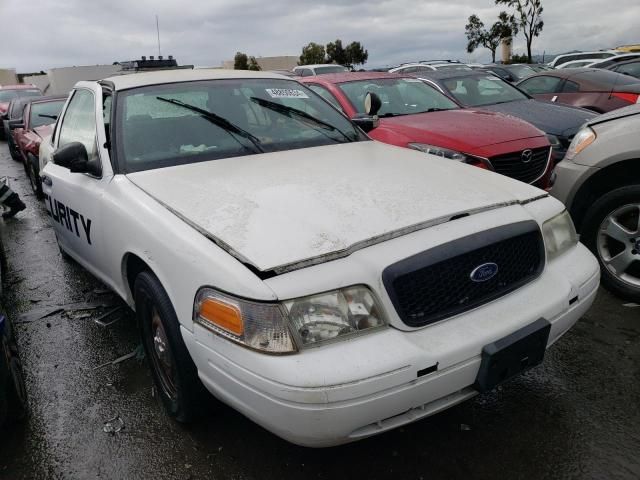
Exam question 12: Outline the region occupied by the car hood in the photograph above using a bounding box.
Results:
[587,103,640,126]
[126,142,546,274]
[380,109,544,153]
[478,99,597,138]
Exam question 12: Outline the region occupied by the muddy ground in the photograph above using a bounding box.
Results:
[0,145,638,480]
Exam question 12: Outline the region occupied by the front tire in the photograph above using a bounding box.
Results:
[134,271,203,422]
[581,185,640,302]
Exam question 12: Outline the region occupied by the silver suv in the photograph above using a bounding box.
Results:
[552,105,640,301]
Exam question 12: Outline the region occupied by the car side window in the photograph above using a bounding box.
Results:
[308,84,344,112]
[562,80,580,93]
[57,89,98,163]
[518,76,563,94]
[299,69,312,77]
[616,62,640,77]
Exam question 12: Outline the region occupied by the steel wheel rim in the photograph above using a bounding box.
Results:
[10,360,28,407]
[148,306,178,400]
[28,163,38,195]
[597,203,640,288]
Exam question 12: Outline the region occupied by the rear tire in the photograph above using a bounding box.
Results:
[581,185,640,302]
[27,154,43,200]
[134,271,204,422]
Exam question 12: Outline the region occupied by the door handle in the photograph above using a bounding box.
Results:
[41,175,52,186]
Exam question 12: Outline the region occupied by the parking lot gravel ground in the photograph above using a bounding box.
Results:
[0,143,638,480]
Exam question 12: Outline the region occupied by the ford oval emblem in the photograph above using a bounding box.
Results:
[470,263,499,282]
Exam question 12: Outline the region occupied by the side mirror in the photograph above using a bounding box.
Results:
[351,113,379,133]
[52,142,101,176]
[364,91,382,116]
[8,119,24,130]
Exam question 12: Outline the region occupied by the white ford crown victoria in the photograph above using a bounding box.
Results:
[39,69,599,447]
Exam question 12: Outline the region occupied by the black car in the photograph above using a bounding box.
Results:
[3,97,34,162]
[419,70,597,161]
[0,233,28,428]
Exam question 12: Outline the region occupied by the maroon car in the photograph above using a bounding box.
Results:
[516,68,640,113]
[0,84,41,139]
[300,72,553,188]
[9,95,67,198]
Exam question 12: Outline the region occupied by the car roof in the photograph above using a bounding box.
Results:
[0,84,38,90]
[300,71,406,84]
[519,68,640,88]
[413,70,496,81]
[29,94,68,103]
[293,64,343,69]
[100,69,290,91]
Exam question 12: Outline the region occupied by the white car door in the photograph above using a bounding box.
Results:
[41,86,113,280]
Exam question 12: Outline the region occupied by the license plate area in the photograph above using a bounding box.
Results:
[473,318,551,393]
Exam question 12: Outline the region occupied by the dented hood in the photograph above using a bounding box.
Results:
[126,141,545,273]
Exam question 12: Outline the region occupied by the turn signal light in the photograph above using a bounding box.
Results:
[198,298,244,336]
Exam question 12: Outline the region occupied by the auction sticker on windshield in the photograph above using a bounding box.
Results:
[265,88,309,99]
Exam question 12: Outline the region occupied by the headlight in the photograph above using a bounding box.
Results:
[408,143,471,162]
[194,285,387,353]
[284,286,386,347]
[542,210,578,261]
[546,134,562,150]
[565,127,595,161]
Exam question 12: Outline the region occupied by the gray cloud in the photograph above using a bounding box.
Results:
[1,0,638,72]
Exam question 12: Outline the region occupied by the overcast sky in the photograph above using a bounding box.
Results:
[2,0,638,72]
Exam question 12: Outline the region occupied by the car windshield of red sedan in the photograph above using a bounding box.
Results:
[338,78,458,117]
[29,100,66,128]
[442,75,528,106]
[116,78,366,172]
[0,89,41,102]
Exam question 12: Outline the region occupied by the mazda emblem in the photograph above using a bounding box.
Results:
[521,149,533,163]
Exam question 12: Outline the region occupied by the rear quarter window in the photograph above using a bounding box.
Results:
[518,75,563,94]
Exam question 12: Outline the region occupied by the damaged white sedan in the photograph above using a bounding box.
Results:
[40,69,599,447]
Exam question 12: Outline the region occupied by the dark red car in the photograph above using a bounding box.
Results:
[300,72,552,188]
[0,84,41,140]
[9,95,67,198]
[516,68,640,113]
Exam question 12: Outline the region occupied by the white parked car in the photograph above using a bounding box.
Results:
[389,62,472,74]
[292,64,350,76]
[555,59,601,69]
[39,69,599,447]
[548,51,618,68]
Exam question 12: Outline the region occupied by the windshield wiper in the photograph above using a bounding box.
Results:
[156,97,264,153]
[249,96,354,142]
[38,114,58,120]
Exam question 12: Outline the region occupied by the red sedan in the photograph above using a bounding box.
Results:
[516,68,640,113]
[300,72,552,188]
[10,95,67,198]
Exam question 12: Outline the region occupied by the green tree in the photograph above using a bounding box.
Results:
[234,52,249,70]
[496,0,544,63]
[248,56,261,71]
[465,12,517,62]
[345,41,369,66]
[326,39,348,65]
[299,42,326,65]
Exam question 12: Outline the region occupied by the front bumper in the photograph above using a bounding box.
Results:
[550,159,594,208]
[183,242,599,447]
